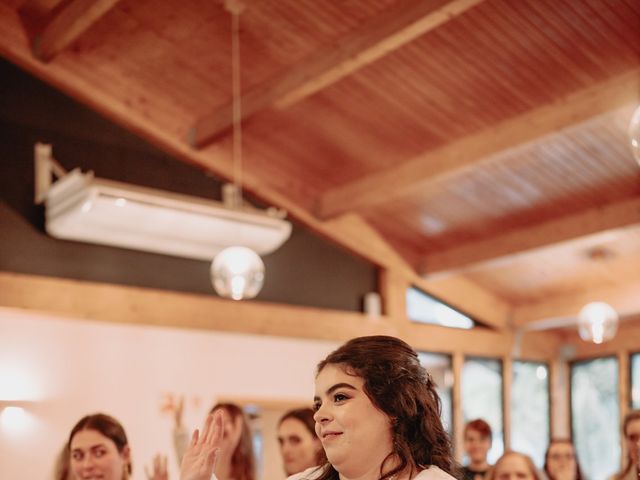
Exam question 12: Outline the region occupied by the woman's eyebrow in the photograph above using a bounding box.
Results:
[314,382,357,403]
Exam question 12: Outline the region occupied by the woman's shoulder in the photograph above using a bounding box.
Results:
[287,466,324,480]
[415,466,459,480]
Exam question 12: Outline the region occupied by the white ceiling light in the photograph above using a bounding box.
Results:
[577,301,619,344]
[34,143,291,263]
[207,0,269,300]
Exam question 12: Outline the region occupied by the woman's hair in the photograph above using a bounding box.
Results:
[615,409,640,480]
[67,413,132,475]
[211,403,255,480]
[543,439,583,480]
[314,335,457,480]
[464,418,492,442]
[53,443,71,480]
[279,407,324,464]
[489,451,541,480]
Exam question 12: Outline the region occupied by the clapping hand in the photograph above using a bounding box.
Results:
[179,410,225,480]
[145,453,168,480]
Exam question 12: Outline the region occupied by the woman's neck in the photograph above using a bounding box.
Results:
[338,462,416,480]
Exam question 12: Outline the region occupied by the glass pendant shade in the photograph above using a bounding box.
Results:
[577,302,619,344]
[630,105,640,165]
[211,246,264,300]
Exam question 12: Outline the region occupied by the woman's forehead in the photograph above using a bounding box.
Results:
[70,428,112,449]
[315,364,362,389]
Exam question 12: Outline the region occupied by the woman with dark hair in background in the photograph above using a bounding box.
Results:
[67,413,133,480]
[179,335,458,480]
[612,410,640,480]
[544,439,583,480]
[278,407,323,476]
[462,418,492,480]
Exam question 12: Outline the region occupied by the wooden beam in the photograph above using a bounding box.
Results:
[189,0,484,147]
[512,282,640,326]
[0,272,528,356]
[0,272,398,342]
[318,69,640,218]
[22,0,121,62]
[422,196,640,275]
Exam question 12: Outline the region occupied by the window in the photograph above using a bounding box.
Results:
[418,352,453,435]
[632,352,640,408]
[407,286,474,329]
[511,361,550,467]
[571,357,620,480]
[462,357,504,463]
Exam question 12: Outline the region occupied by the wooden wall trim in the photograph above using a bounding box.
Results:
[0,272,558,358]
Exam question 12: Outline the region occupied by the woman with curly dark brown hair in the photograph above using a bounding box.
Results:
[179,335,458,480]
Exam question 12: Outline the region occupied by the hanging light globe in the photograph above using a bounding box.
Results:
[577,302,619,344]
[630,105,640,165]
[211,246,264,300]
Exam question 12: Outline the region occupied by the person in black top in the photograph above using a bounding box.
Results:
[462,419,492,480]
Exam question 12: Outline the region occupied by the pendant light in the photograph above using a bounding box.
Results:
[210,0,265,300]
[577,301,619,344]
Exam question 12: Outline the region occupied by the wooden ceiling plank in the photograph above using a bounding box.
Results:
[422,196,640,274]
[189,0,484,148]
[512,281,640,326]
[317,68,640,218]
[29,0,121,62]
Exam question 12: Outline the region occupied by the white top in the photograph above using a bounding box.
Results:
[287,465,457,480]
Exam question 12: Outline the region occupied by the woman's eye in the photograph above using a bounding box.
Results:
[71,452,83,461]
[94,448,106,457]
[312,401,321,411]
[333,393,349,403]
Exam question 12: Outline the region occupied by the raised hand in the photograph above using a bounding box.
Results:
[179,410,225,480]
[145,453,168,480]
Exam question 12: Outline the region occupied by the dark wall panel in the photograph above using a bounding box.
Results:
[0,58,377,311]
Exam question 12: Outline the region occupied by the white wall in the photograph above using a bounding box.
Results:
[0,307,338,480]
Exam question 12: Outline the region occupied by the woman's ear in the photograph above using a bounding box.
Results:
[121,445,131,462]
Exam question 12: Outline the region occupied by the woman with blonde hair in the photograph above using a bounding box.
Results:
[488,451,542,480]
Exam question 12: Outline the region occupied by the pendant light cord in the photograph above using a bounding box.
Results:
[228,0,244,204]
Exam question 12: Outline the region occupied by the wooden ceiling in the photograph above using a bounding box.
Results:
[1,0,639,331]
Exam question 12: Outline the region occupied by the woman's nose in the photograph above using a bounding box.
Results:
[81,454,95,468]
[313,404,331,423]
